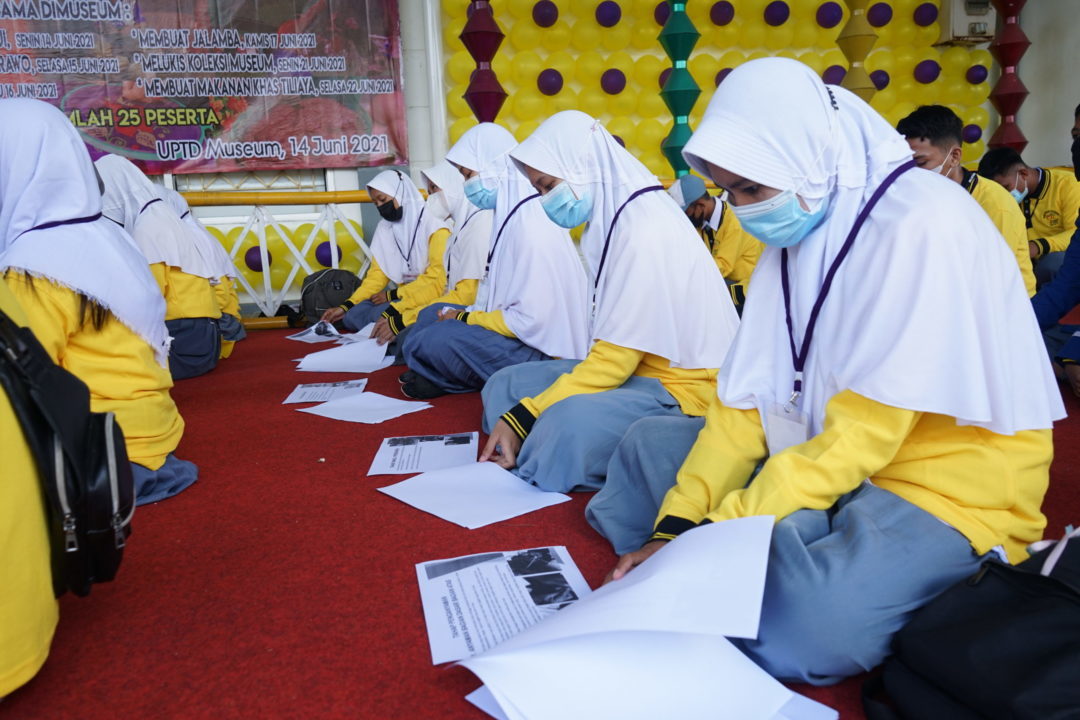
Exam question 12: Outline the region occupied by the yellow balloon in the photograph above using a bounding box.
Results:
[916,24,939,46]
[574,51,605,86]
[865,49,895,76]
[609,89,637,117]
[962,139,986,164]
[511,51,543,87]
[738,21,767,50]
[791,20,818,49]
[719,49,748,73]
[606,117,637,147]
[601,24,632,52]
[447,51,474,86]
[634,54,666,88]
[764,24,796,51]
[966,81,990,106]
[607,51,634,75]
[963,106,990,130]
[512,91,546,123]
[892,22,917,47]
[870,86,898,113]
[689,54,721,89]
[506,0,535,20]
[551,87,579,112]
[510,23,542,52]
[940,46,970,76]
[630,21,660,50]
[543,23,572,52]
[446,84,470,119]
[514,120,540,142]
[969,49,992,70]
[578,89,609,119]
[637,91,666,119]
[570,21,601,52]
[635,118,666,157]
[449,117,477,145]
[443,21,463,51]
[546,50,576,77]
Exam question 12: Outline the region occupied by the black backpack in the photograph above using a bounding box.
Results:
[863,529,1080,720]
[0,309,134,597]
[300,268,361,325]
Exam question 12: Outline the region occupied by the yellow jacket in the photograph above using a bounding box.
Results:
[1023,167,1080,255]
[501,340,717,439]
[966,171,1037,297]
[0,277,59,697]
[652,390,1052,564]
[6,272,185,471]
[149,263,221,321]
[702,199,763,288]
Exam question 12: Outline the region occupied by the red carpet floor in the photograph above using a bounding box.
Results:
[6,328,1080,719]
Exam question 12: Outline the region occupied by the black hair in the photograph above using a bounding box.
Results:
[12,272,110,332]
[896,105,963,149]
[977,147,1027,180]
[1074,102,1080,119]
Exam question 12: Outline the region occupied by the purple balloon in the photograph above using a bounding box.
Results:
[870,69,890,90]
[764,1,790,26]
[914,59,941,83]
[595,0,621,27]
[532,0,558,28]
[913,2,938,26]
[867,2,892,27]
[822,65,846,85]
[244,246,270,272]
[612,134,626,148]
[966,64,989,84]
[315,241,341,267]
[654,1,670,25]
[537,68,563,95]
[710,1,735,25]
[962,124,983,143]
[601,68,626,95]
[715,67,733,86]
[659,66,672,89]
[816,1,843,28]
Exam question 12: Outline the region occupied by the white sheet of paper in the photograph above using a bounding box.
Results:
[456,517,835,720]
[282,379,368,405]
[377,462,570,529]
[417,546,591,664]
[297,392,430,424]
[296,338,388,373]
[465,686,511,720]
[368,432,479,475]
[285,321,341,343]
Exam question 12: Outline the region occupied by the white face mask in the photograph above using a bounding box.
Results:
[426,189,451,221]
[930,147,960,178]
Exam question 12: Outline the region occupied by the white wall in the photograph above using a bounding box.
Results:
[399,0,449,182]
[1016,0,1079,168]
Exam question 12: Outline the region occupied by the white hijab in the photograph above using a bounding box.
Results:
[162,188,236,279]
[510,110,738,369]
[683,58,1064,435]
[367,169,448,284]
[472,155,591,360]
[421,159,491,289]
[96,154,219,279]
[0,99,170,366]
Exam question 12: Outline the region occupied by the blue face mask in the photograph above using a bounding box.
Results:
[731,189,828,248]
[1009,169,1029,204]
[540,181,593,228]
[464,176,498,209]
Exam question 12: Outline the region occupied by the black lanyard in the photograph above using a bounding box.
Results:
[446,208,481,280]
[398,205,426,264]
[593,185,664,302]
[486,193,538,275]
[780,160,915,404]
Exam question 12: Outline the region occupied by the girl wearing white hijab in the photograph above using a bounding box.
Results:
[96,153,222,380]
[400,123,590,399]
[321,170,451,335]
[600,59,1064,685]
[479,111,739,493]
[163,187,247,359]
[0,99,196,507]
[375,157,492,357]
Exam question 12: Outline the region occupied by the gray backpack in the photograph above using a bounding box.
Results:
[300,269,360,324]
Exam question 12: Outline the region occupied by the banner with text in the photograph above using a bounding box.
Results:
[0,0,408,173]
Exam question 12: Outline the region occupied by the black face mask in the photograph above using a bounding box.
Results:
[688,212,705,229]
[1072,134,1080,182]
[377,200,403,222]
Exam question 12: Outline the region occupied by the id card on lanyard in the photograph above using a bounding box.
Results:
[767,160,916,456]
